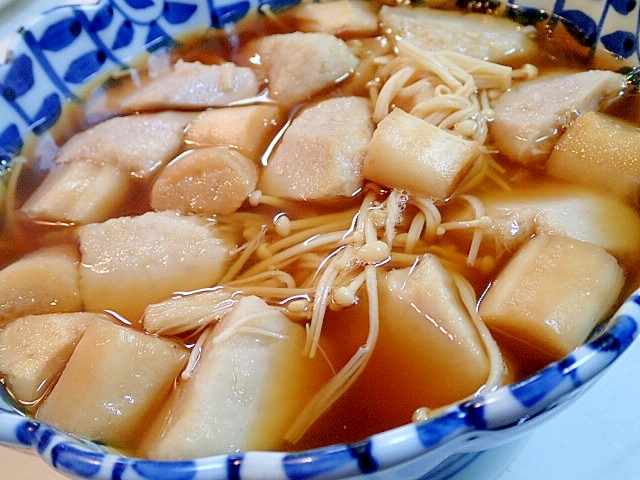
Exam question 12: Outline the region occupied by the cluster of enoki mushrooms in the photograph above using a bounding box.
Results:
[144,38,542,443]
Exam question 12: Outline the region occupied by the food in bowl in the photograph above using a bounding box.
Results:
[0,0,639,468]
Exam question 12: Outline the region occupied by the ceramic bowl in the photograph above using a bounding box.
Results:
[0,1,639,479]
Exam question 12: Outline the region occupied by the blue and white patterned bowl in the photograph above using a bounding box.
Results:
[0,1,639,479]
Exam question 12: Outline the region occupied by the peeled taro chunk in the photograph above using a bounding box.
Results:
[141,296,330,458]
[285,0,379,37]
[473,183,640,269]
[375,254,491,407]
[258,97,373,200]
[120,60,260,112]
[151,146,259,216]
[0,245,82,327]
[259,96,373,201]
[54,111,194,178]
[490,70,624,165]
[0,312,101,404]
[77,211,236,322]
[363,108,479,200]
[36,318,189,451]
[379,5,539,65]
[253,32,358,106]
[479,234,624,362]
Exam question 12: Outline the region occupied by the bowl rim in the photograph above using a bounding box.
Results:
[0,0,639,479]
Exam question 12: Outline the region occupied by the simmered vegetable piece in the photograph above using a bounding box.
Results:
[77,211,236,322]
[375,254,491,406]
[259,96,373,200]
[141,296,330,458]
[546,111,640,207]
[285,0,378,37]
[0,245,82,327]
[36,318,189,450]
[150,146,259,215]
[0,312,103,403]
[473,183,640,269]
[253,32,358,105]
[490,70,625,165]
[479,234,624,361]
[54,111,195,178]
[20,161,132,224]
[379,5,539,65]
[297,253,496,445]
[120,61,260,112]
[185,105,284,161]
[363,108,479,199]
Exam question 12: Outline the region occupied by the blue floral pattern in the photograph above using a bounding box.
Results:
[0,1,639,478]
[504,0,639,59]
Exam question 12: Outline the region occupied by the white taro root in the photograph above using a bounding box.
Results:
[259,96,373,200]
[373,254,490,408]
[285,0,378,37]
[379,5,539,65]
[36,318,188,451]
[0,245,82,327]
[20,161,132,225]
[474,183,640,269]
[141,296,330,459]
[0,312,103,403]
[119,60,260,112]
[253,32,358,106]
[479,234,624,361]
[150,146,259,215]
[54,111,195,179]
[490,70,625,165]
[363,108,479,200]
[185,104,284,161]
[77,211,236,322]
[546,111,640,206]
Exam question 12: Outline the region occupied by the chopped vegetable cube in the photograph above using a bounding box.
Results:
[479,234,624,361]
[77,211,236,322]
[0,245,82,327]
[0,312,104,403]
[363,108,479,199]
[36,319,188,450]
[547,111,640,207]
[141,296,330,458]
